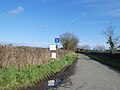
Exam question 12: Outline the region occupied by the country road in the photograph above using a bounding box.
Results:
[57,54,120,90]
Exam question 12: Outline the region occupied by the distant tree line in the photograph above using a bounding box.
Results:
[59,23,120,53]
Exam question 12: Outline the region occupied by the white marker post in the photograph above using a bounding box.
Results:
[50,44,57,51]
[50,44,57,60]
[51,52,56,59]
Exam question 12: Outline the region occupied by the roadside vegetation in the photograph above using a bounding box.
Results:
[76,23,120,70]
[0,52,77,90]
[0,45,68,68]
[0,32,79,90]
[0,45,50,68]
[102,23,120,54]
[84,52,120,70]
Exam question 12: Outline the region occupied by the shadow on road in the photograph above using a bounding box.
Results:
[83,54,120,73]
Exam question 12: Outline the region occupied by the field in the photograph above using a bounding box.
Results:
[0,45,69,68]
[0,45,77,90]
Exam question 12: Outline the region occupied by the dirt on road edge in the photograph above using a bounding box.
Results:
[20,57,78,90]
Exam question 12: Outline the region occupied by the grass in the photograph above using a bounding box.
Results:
[0,53,77,90]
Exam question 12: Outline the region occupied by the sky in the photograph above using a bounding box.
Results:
[0,0,120,48]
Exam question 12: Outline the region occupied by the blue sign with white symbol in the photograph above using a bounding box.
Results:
[55,38,60,43]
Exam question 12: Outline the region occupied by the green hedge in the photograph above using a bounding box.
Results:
[84,52,120,70]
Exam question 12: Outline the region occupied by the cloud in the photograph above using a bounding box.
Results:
[79,0,120,12]
[9,6,24,16]
[67,12,86,25]
[0,14,8,20]
[0,6,24,21]
[105,9,120,17]
[78,0,120,17]
[67,17,79,25]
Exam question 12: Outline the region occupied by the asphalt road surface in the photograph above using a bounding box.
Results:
[57,54,120,90]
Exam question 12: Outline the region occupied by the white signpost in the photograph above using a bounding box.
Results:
[50,44,57,51]
[49,44,57,60]
[51,52,56,59]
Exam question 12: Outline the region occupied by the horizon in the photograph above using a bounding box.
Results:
[0,0,120,48]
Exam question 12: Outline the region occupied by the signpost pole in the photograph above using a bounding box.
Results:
[49,38,60,60]
[55,38,60,59]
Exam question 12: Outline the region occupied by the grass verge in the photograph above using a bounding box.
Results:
[0,53,77,90]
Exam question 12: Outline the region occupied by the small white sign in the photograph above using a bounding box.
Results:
[48,80,55,86]
[50,44,57,51]
[51,52,56,59]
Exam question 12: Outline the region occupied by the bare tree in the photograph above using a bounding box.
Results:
[60,32,79,50]
[93,45,106,52]
[80,44,91,50]
[103,23,120,53]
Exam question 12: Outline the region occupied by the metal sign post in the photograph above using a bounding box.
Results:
[55,38,60,59]
[55,38,60,43]
[49,38,60,60]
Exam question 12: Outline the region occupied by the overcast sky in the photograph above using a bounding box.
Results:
[0,0,120,48]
